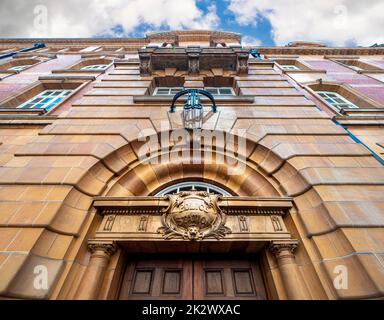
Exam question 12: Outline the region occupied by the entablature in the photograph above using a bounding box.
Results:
[138,46,250,76]
[92,195,294,248]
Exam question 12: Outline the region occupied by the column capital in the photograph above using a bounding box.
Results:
[269,240,299,257]
[88,240,118,257]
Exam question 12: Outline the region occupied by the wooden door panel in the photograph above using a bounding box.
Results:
[119,258,193,300]
[119,256,266,300]
[193,259,266,300]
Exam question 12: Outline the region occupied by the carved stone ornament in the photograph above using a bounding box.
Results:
[269,241,298,258]
[88,241,117,257]
[157,191,231,241]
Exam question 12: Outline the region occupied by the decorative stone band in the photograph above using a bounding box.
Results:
[95,196,293,217]
[88,240,118,257]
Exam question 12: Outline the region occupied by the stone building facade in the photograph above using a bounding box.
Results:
[0,30,383,300]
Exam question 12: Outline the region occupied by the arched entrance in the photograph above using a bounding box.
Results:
[70,130,313,300]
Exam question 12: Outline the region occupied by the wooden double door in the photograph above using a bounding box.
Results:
[119,255,267,300]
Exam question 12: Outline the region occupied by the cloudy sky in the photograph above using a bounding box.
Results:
[0,0,383,47]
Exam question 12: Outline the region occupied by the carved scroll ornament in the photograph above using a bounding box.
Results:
[157,191,231,241]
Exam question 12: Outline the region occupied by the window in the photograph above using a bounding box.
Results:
[8,65,32,72]
[153,87,183,96]
[17,90,72,110]
[349,65,363,72]
[205,87,235,96]
[280,65,300,71]
[317,91,359,110]
[80,64,108,71]
[334,59,383,72]
[156,182,231,196]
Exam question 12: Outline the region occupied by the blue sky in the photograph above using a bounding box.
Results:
[1,0,383,47]
[101,0,275,46]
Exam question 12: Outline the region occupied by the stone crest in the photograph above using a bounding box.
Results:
[157,191,231,241]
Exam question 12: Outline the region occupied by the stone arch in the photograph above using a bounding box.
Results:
[5,130,381,300]
[303,80,382,109]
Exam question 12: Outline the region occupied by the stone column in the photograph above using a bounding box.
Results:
[74,240,117,300]
[270,240,311,300]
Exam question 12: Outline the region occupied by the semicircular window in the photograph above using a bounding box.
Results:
[156,181,231,196]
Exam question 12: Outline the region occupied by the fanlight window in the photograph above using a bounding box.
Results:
[80,64,108,71]
[156,182,231,196]
[8,65,32,72]
[317,91,359,110]
[17,90,72,110]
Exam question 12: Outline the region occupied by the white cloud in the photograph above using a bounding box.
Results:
[241,35,262,47]
[228,0,384,46]
[0,0,220,38]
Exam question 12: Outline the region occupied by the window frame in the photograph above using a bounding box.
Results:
[280,65,300,71]
[156,181,231,196]
[17,90,73,111]
[204,87,235,96]
[316,91,359,111]
[7,65,32,72]
[80,64,109,71]
[153,87,184,96]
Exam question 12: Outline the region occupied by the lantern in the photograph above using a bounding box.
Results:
[170,89,217,130]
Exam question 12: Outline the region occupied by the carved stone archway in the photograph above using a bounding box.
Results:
[53,131,331,300]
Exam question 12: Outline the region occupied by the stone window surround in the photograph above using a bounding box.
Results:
[304,80,382,115]
[0,56,50,74]
[326,57,384,74]
[17,89,73,111]
[52,56,114,74]
[0,78,90,115]
[268,57,327,74]
[316,91,359,110]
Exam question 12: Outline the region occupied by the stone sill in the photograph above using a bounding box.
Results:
[0,108,46,115]
[248,60,275,68]
[38,75,96,81]
[80,53,125,59]
[282,69,327,74]
[114,60,140,66]
[51,69,106,74]
[358,70,384,74]
[133,95,255,103]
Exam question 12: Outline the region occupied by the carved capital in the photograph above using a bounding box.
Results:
[188,53,200,75]
[270,240,298,258]
[236,51,249,75]
[88,240,117,257]
[139,53,152,76]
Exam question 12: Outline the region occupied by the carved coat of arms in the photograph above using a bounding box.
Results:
[157,191,231,241]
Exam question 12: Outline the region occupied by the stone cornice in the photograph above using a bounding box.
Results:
[1,39,384,56]
[93,196,293,216]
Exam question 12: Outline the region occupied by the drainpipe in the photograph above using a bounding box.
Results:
[333,120,384,166]
[0,42,46,60]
